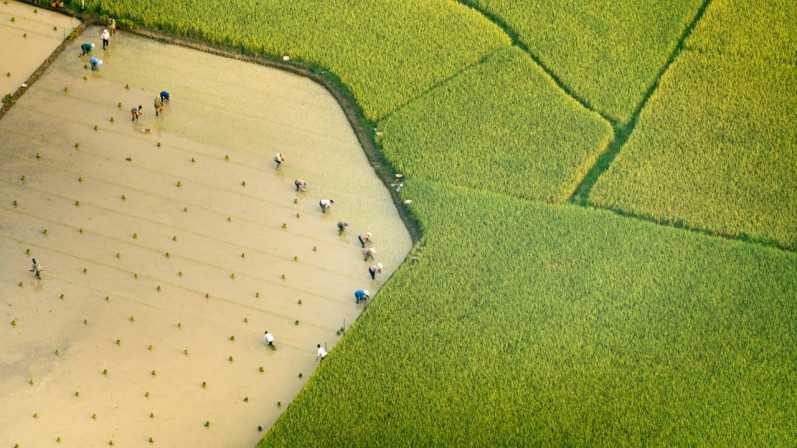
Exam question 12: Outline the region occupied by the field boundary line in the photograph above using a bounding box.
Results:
[1,270,320,355]
[0,145,355,250]
[0,176,361,283]
[0,230,340,333]
[377,45,510,122]
[570,0,713,203]
[581,202,796,253]
[457,1,618,128]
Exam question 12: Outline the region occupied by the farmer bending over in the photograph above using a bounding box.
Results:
[358,232,372,248]
[89,56,102,71]
[160,90,170,103]
[368,263,383,280]
[319,199,334,213]
[294,179,307,192]
[130,105,143,122]
[263,330,275,349]
[80,42,95,56]
[153,96,163,116]
[337,222,349,235]
[273,152,284,169]
[354,289,370,304]
[316,344,327,361]
[30,258,42,280]
[362,247,376,261]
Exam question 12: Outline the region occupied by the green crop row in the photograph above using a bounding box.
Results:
[379,46,612,203]
[263,179,797,446]
[460,0,704,124]
[83,0,510,121]
[687,0,797,64]
[591,51,797,250]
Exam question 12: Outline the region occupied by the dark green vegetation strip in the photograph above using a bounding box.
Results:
[264,180,797,446]
[379,47,612,203]
[686,0,797,64]
[591,52,797,250]
[461,0,704,124]
[83,0,510,121]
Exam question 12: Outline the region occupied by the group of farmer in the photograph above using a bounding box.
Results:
[261,153,388,359]
[130,90,170,122]
[37,24,390,366]
[80,19,115,71]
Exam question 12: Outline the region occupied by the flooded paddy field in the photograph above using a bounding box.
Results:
[0,0,79,98]
[0,25,411,447]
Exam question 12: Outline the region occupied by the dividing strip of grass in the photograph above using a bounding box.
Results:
[379,46,612,203]
[85,0,510,121]
[591,52,797,250]
[263,179,797,447]
[686,0,797,64]
[460,0,704,124]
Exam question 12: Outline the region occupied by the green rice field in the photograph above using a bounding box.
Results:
[15,0,797,445]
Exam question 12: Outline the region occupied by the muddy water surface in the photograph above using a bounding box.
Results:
[0,26,411,447]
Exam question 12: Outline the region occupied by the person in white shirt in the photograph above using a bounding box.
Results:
[319,199,335,213]
[362,247,376,261]
[100,28,111,50]
[316,344,327,361]
[30,258,42,280]
[263,330,275,348]
[273,152,284,169]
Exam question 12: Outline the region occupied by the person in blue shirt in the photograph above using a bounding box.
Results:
[160,90,170,103]
[354,289,370,304]
[80,42,95,56]
[89,56,102,71]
